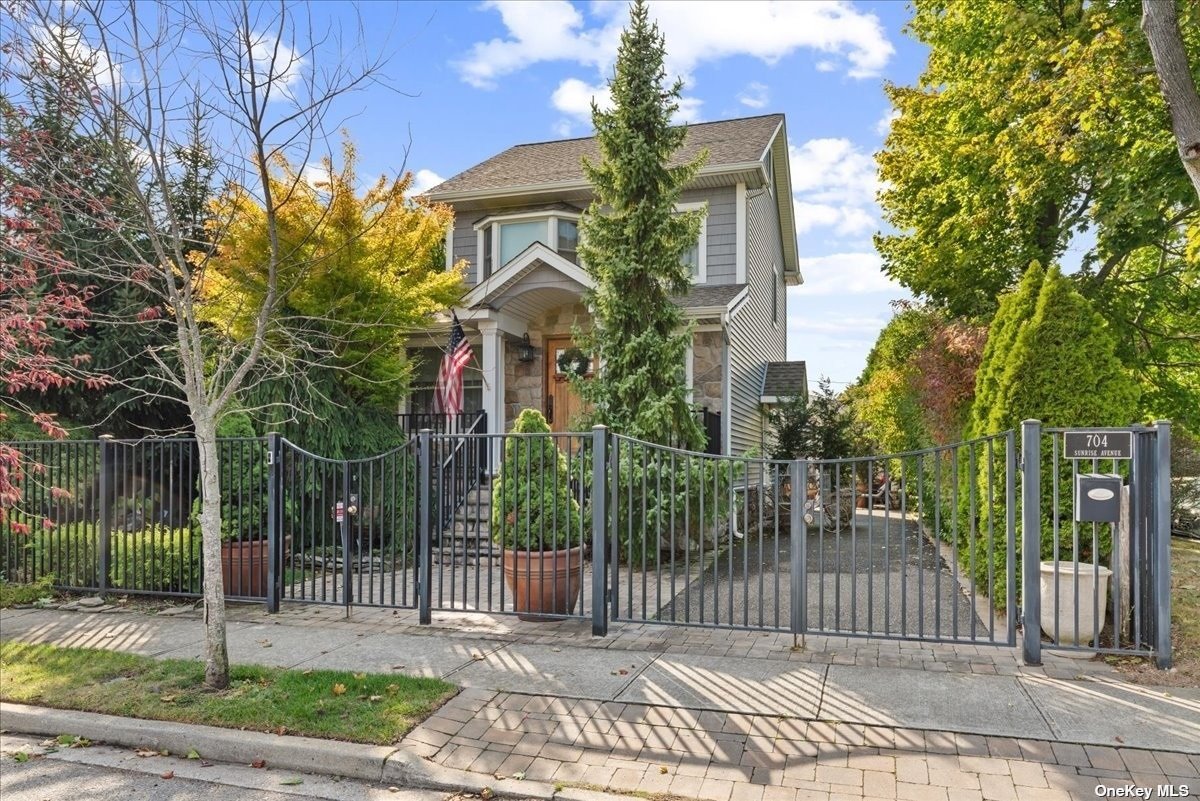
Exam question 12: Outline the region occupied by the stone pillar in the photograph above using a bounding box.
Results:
[478,320,504,474]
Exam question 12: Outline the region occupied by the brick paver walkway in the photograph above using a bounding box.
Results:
[406,689,1200,801]
[226,603,1118,682]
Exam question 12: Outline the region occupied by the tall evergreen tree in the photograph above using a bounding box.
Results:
[576,0,706,448]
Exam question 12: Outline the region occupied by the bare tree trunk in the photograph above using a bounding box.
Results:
[193,414,229,689]
[1143,0,1200,202]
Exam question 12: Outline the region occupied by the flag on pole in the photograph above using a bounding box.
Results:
[433,313,472,415]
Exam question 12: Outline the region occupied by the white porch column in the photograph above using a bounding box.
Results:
[478,320,505,474]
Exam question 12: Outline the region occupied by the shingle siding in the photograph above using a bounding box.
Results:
[681,186,736,285]
[727,185,786,456]
[452,214,478,285]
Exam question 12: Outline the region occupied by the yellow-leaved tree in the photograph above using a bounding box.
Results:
[202,138,463,428]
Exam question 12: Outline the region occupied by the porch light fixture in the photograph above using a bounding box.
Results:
[517,333,536,362]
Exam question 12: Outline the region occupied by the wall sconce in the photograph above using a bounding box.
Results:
[517,333,536,362]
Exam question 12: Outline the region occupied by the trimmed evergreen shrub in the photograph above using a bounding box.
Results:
[958,265,1140,607]
[491,409,582,552]
[110,525,202,593]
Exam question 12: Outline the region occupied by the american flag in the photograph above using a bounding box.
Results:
[433,313,473,415]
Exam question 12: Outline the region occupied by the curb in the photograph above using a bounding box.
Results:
[0,702,623,801]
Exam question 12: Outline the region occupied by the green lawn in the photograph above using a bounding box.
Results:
[0,641,456,744]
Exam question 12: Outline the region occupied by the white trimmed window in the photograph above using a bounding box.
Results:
[676,201,707,283]
[475,212,582,277]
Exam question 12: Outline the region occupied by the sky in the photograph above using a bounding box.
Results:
[262,0,931,391]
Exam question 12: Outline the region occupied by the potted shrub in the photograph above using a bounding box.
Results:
[211,412,272,598]
[491,409,584,620]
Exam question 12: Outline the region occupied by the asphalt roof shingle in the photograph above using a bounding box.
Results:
[428,114,783,197]
[672,284,747,310]
[762,361,808,399]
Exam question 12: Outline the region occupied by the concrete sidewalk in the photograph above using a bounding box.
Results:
[2,604,1197,756]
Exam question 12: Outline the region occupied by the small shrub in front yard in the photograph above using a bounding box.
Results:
[0,575,56,607]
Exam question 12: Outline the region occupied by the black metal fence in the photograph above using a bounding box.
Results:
[0,420,1173,666]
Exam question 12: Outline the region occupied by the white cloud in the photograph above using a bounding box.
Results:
[409,169,445,195]
[34,23,121,89]
[300,162,333,189]
[789,137,880,239]
[456,1,894,89]
[737,81,769,109]
[793,201,874,236]
[552,76,699,127]
[246,30,303,96]
[796,252,903,296]
[788,314,887,335]
[815,60,837,73]
[551,78,612,119]
[875,107,900,137]
[552,119,575,137]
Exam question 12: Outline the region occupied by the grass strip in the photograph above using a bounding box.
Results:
[0,641,456,745]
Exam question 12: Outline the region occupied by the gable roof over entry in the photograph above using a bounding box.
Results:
[760,361,808,403]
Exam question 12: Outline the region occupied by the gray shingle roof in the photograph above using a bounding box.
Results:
[762,361,808,398]
[429,114,783,197]
[672,284,746,310]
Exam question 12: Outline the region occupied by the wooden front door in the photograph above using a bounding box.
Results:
[544,337,591,433]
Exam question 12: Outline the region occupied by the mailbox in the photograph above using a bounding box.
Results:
[1074,473,1122,523]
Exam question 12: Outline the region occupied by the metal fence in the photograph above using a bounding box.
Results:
[0,419,1173,667]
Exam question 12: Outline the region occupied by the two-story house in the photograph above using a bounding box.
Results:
[409,113,806,467]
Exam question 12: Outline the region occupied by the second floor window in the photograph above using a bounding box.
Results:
[498,220,545,266]
[675,202,707,282]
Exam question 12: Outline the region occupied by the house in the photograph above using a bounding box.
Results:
[409,113,806,468]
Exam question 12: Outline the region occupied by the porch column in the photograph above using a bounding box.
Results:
[478,319,505,474]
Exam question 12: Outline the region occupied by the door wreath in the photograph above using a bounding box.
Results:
[556,346,590,377]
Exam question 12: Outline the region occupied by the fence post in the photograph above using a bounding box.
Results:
[1153,420,1172,669]
[1005,430,1018,647]
[418,428,433,625]
[97,434,113,595]
[591,426,609,637]
[789,460,808,646]
[265,433,281,614]
[1020,419,1042,666]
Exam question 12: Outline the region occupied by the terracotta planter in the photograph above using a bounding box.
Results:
[501,546,584,621]
[221,539,269,598]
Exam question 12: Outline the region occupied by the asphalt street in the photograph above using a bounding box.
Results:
[0,737,448,801]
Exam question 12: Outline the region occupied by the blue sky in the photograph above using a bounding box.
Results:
[293,1,931,390]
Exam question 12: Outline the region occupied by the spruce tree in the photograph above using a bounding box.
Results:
[576,0,706,448]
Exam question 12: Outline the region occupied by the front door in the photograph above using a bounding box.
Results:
[544,337,591,433]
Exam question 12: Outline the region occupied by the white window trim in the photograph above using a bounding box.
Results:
[474,212,582,274]
[676,201,708,284]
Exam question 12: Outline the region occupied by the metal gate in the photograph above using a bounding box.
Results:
[1,420,1172,666]
[606,431,1017,646]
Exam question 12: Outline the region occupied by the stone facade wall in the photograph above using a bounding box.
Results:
[692,329,724,414]
[502,302,590,430]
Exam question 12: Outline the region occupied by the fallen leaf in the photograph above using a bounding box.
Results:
[186,749,200,760]
[301,669,312,675]
[200,760,213,767]
[512,771,525,781]
[369,695,383,702]
[161,771,174,780]
[659,766,668,774]
[134,748,159,758]
[388,787,400,793]
[251,759,266,769]
[617,669,629,675]
[13,752,30,763]
[258,639,272,648]
[332,683,347,696]
[391,664,405,670]
[471,653,485,661]
[159,695,177,704]
[280,778,303,786]
[275,726,288,736]
[480,788,495,800]
[1115,736,1125,743]
[353,672,365,680]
